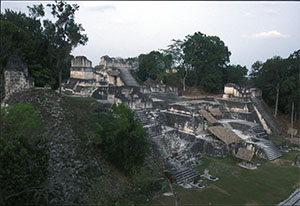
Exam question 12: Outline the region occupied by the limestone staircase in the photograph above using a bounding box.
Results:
[261,139,282,160]
[249,138,282,161]
[278,188,300,206]
[251,96,282,135]
[170,167,200,184]
[119,68,139,87]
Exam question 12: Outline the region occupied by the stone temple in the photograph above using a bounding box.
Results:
[62,55,283,186]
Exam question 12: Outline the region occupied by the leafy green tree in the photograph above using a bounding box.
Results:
[0,103,48,205]
[162,39,192,91]
[28,0,88,94]
[94,104,149,173]
[280,50,300,116]
[250,56,287,117]
[223,64,248,86]
[0,8,72,89]
[159,72,181,88]
[182,32,231,92]
[126,57,138,69]
[136,51,172,82]
[0,10,50,86]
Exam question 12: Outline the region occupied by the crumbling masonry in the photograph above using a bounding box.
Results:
[62,56,283,186]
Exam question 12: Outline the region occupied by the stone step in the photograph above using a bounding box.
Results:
[176,172,200,184]
[261,143,282,160]
[119,69,139,87]
[170,167,200,184]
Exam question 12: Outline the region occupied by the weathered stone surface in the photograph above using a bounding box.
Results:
[3,55,34,103]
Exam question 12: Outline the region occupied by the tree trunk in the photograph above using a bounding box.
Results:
[182,75,187,91]
[59,68,62,95]
[291,102,294,138]
[274,82,280,118]
[56,58,62,95]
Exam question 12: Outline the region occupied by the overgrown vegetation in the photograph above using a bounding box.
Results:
[61,97,159,205]
[93,103,150,173]
[0,103,48,205]
[0,0,87,89]
[250,50,300,116]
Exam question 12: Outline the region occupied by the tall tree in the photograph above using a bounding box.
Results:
[162,39,192,91]
[29,0,88,94]
[251,56,286,118]
[249,54,300,118]
[182,32,231,92]
[223,64,248,86]
[281,50,300,119]
[136,51,172,82]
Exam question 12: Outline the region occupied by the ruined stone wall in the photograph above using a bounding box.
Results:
[72,56,92,68]
[70,68,95,80]
[163,111,204,134]
[223,83,262,99]
[190,138,229,158]
[4,70,34,100]
[218,99,251,113]
[70,56,93,80]
[4,56,34,101]
[99,56,130,69]
[70,69,85,79]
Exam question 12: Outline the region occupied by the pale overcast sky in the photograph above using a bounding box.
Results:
[2,1,300,70]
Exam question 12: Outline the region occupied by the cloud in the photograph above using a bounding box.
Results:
[88,5,116,12]
[252,30,289,38]
[265,9,278,14]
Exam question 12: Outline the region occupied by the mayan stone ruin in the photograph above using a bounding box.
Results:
[60,55,285,187]
[1,55,34,105]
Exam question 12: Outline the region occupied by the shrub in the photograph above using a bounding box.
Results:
[93,104,150,173]
[0,103,48,205]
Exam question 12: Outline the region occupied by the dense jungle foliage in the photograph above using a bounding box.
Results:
[0,103,48,205]
[91,103,150,174]
[0,0,87,89]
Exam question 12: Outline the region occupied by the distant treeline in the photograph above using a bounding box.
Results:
[132,34,299,116]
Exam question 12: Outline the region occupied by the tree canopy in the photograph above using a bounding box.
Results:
[135,32,246,93]
[162,39,192,91]
[223,64,248,86]
[0,1,87,90]
[28,0,88,93]
[93,104,150,173]
[136,51,172,82]
[250,50,300,116]
[0,103,48,205]
[182,32,231,92]
[0,9,59,88]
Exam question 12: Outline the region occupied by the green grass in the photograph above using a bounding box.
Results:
[154,151,300,206]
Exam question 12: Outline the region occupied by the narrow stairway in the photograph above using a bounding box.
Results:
[251,96,282,135]
[119,68,139,87]
[170,167,200,184]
